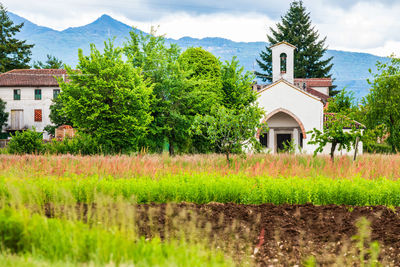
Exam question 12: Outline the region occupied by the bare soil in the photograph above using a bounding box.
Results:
[134,203,400,266]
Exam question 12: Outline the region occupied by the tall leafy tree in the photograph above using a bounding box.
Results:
[256,0,336,95]
[221,57,257,110]
[0,3,34,73]
[179,47,223,111]
[0,98,8,130]
[364,56,400,153]
[124,28,191,155]
[124,29,223,155]
[58,40,153,153]
[33,54,64,69]
[44,94,73,136]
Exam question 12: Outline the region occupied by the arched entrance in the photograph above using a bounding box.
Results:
[257,108,306,153]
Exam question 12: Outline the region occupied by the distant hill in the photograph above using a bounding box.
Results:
[9,12,389,99]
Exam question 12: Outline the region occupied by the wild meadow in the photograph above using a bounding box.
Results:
[0,153,400,266]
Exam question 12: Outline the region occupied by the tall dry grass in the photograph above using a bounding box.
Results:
[0,153,399,180]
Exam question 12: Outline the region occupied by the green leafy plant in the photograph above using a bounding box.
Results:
[8,128,43,154]
[308,113,363,161]
[0,98,8,131]
[192,105,266,164]
[44,133,102,155]
[58,40,153,153]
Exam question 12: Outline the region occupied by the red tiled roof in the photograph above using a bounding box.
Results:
[307,88,330,102]
[294,78,331,101]
[0,69,67,87]
[294,78,332,88]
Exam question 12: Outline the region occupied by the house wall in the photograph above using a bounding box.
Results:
[257,81,324,154]
[0,87,58,139]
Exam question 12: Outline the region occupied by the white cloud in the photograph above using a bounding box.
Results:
[309,1,400,55]
[116,12,274,42]
[2,0,400,56]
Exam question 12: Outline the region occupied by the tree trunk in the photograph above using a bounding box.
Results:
[226,152,230,166]
[330,142,337,162]
[353,137,360,161]
[169,141,175,156]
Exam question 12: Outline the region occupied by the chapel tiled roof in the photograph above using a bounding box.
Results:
[294,78,332,101]
[307,88,330,102]
[294,78,332,88]
[0,69,67,87]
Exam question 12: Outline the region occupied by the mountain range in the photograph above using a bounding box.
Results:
[9,12,390,99]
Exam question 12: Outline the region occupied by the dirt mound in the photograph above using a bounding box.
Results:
[135,203,400,266]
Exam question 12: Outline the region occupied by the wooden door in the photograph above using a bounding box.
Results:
[10,110,23,130]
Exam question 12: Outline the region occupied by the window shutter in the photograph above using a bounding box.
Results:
[34,109,42,122]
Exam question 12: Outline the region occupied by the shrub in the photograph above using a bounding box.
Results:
[364,143,392,154]
[8,129,43,154]
[44,133,103,155]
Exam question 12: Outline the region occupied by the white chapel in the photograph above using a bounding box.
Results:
[255,41,363,155]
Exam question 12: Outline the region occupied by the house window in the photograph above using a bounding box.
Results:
[53,89,60,99]
[13,89,21,100]
[34,109,42,122]
[34,89,42,100]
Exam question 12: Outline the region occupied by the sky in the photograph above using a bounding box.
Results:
[2,0,400,57]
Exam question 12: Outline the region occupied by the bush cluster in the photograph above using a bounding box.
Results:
[7,129,44,154]
[364,143,392,154]
[5,129,106,155]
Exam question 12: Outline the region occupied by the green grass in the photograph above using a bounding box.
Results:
[1,154,400,266]
[1,174,400,206]
[0,207,232,266]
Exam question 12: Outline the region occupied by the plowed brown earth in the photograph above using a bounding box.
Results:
[134,203,400,266]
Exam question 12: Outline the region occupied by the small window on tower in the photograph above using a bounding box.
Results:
[34,109,42,122]
[280,53,287,74]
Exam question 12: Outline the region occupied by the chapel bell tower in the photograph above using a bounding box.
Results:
[271,41,296,84]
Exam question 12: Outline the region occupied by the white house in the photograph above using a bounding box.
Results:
[0,69,66,139]
[255,41,363,155]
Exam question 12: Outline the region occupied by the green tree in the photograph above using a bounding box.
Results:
[256,0,336,95]
[124,30,222,155]
[192,105,265,164]
[308,113,362,161]
[221,57,257,110]
[33,54,64,69]
[178,47,225,153]
[44,94,73,136]
[0,98,8,130]
[364,56,400,153]
[179,47,223,110]
[327,88,357,115]
[58,40,153,153]
[0,3,34,73]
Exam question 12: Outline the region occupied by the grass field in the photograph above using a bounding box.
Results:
[0,154,399,266]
